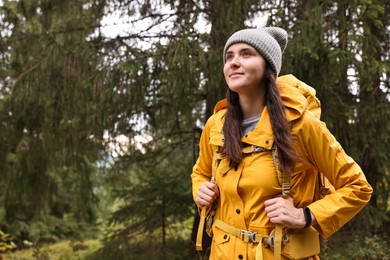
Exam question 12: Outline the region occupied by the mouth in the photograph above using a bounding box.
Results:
[229,72,244,78]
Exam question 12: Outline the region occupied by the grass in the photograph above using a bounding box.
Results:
[2,239,102,260]
[3,233,389,260]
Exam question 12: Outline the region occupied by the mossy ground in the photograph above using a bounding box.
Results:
[3,239,101,260]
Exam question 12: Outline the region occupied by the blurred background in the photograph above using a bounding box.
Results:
[0,0,389,259]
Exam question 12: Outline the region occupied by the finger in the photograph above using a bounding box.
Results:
[203,183,220,199]
[266,207,287,218]
[211,184,220,196]
[196,194,212,207]
[264,203,280,213]
[202,192,215,202]
[268,209,291,224]
[199,186,217,199]
[269,215,285,225]
[264,197,282,207]
[206,183,220,195]
[266,195,294,208]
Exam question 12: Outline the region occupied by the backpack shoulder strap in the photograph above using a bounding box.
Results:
[271,143,290,198]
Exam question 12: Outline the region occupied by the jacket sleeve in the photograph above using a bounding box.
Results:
[293,111,373,239]
[191,115,215,204]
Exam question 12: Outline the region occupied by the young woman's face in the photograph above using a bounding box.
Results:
[223,43,266,95]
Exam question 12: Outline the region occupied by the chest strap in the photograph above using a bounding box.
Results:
[214,219,274,260]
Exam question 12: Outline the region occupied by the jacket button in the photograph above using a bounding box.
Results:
[238,254,243,259]
[266,140,269,144]
[223,234,227,239]
[236,209,240,214]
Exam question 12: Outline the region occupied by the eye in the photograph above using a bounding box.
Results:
[225,53,234,61]
[242,51,252,57]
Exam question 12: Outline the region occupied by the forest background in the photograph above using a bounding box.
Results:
[0,0,389,259]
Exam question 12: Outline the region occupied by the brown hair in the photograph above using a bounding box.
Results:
[221,66,296,173]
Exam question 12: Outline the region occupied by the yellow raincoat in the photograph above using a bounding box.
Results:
[191,74,373,259]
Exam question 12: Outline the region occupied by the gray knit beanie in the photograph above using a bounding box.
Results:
[223,27,288,76]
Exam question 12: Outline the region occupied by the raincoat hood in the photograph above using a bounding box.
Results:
[213,74,314,122]
[210,74,320,149]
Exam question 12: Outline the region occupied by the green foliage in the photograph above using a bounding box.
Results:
[6,239,102,259]
[92,142,194,259]
[3,215,99,250]
[352,0,390,218]
[90,237,197,260]
[320,232,390,260]
[0,230,17,253]
[0,0,107,243]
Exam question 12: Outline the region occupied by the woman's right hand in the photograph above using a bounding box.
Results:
[195,182,220,207]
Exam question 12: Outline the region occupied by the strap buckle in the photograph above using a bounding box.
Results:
[268,232,289,249]
[268,236,275,249]
[253,146,265,152]
[240,230,257,243]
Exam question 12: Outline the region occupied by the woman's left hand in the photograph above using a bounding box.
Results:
[264,196,307,228]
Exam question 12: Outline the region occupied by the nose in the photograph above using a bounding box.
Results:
[229,55,240,68]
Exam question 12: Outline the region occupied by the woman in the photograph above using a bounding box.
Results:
[191,27,373,260]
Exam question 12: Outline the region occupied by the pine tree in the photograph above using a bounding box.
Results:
[0,0,107,242]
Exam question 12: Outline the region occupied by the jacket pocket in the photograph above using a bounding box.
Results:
[282,227,320,259]
[212,225,231,258]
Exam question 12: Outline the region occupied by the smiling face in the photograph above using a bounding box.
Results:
[223,43,266,96]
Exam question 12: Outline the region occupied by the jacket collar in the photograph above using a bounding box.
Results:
[209,74,308,148]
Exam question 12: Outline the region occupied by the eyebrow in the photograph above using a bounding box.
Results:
[225,47,256,55]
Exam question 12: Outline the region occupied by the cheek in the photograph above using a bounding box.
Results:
[252,62,266,80]
[255,69,265,81]
[223,65,230,79]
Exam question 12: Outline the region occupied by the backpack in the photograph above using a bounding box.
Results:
[285,77,335,199]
